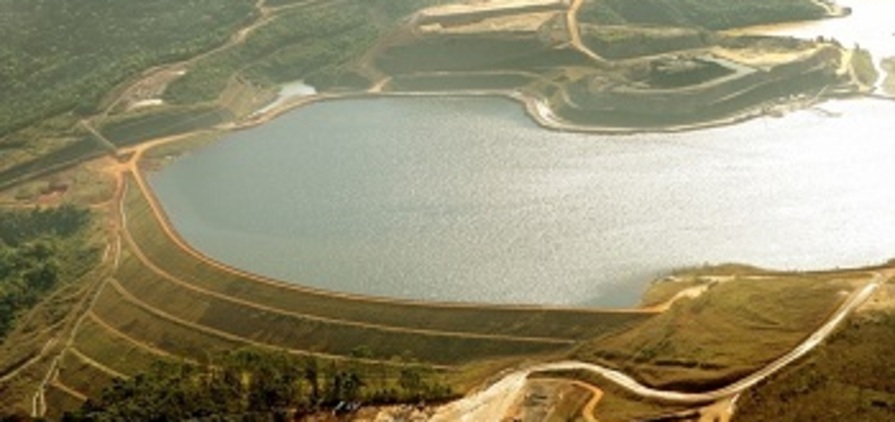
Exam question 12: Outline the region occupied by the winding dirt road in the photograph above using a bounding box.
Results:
[567,0,604,63]
[432,278,881,420]
[572,381,602,422]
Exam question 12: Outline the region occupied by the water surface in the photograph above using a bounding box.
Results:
[149,1,895,306]
[150,96,895,306]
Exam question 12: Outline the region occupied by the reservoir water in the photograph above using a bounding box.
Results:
[150,96,895,306]
[149,0,895,306]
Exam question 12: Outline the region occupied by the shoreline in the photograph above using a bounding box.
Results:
[131,85,895,310]
[132,166,655,313]
[227,83,869,138]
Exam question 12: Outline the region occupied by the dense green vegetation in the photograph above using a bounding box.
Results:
[0,139,102,191]
[0,0,256,137]
[0,205,94,337]
[644,58,736,88]
[580,25,712,60]
[121,179,648,342]
[579,0,827,30]
[62,349,452,421]
[163,3,375,104]
[164,0,447,105]
[96,105,232,148]
[104,179,647,367]
[390,73,536,92]
[735,311,895,421]
[0,0,451,187]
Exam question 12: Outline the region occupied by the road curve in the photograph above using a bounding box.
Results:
[567,0,604,63]
[432,279,880,420]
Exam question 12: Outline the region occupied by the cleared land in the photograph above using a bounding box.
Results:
[367,0,861,133]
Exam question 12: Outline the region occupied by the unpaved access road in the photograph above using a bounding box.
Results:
[432,278,881,420]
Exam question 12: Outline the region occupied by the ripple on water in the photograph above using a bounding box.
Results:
[149,95,895,307]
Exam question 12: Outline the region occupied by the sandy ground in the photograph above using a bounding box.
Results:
[420,0,565,19]
[711,45,823,69]
[430,368,530,421]
[697,395,739,422]
[419,11,558,34]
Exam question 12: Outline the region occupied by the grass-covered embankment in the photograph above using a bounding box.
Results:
[111,250,567,366]
[552,45,842,129]
[123,176,651,342]
[95,106,233,149]
[40,174,655,411]
[735,303,895,421]
[574,273,863,391]
[578,0,830,30]
[580,25,713,60]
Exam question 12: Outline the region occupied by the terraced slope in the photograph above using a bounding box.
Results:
[41,170,654,413]
[127,179,648,340]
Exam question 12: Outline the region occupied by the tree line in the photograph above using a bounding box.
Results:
[0,205,94,338]
[164,0,451,104]
[0,0,256,137]
[62,348,455,421]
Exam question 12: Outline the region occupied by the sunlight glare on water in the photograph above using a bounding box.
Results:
[150,96,895,306]
[149,1,895,306]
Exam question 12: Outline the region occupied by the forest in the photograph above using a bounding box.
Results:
[0,0,448,187]
[0,205,95,338]
[62,349,453,421]
[164,0,448,105]
[0,0,256,137]
[580,0,828,30]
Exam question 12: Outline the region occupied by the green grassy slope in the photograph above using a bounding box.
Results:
[580,25,712,60]
[125,179,650,342]
[579,0,829,30]
[574,275,855,390]
[735,307,895,421]
[16,175,653,414]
